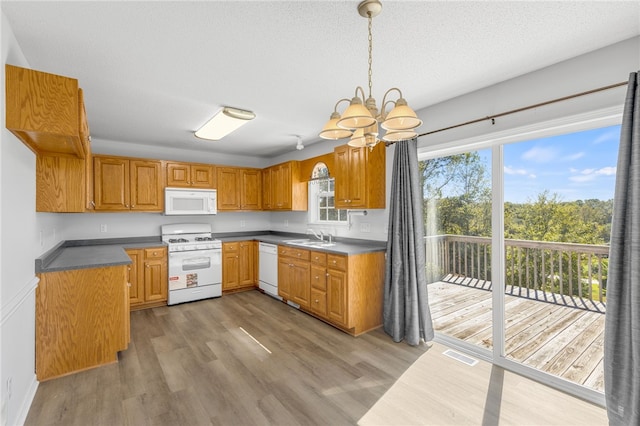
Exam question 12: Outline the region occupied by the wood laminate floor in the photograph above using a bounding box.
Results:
[25,290,606,426]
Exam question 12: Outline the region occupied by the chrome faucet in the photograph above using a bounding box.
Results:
[307,228,324,241]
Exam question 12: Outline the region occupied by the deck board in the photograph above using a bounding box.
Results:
[427,281,605,392]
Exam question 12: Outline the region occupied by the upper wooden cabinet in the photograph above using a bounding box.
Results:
[93,155,163,212]
[5,65,89,158]
[166,162,215,189]
[216,167,262,211]
[334,143,385,209]
[263,161,307,211]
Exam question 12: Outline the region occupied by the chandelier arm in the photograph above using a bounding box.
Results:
[379,99,396,121]
[333,98,352,112]
[354,86,367,101]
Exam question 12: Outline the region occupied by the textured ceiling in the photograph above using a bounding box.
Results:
[3,1,639,158]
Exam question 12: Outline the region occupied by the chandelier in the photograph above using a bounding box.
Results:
[319,0,422,148]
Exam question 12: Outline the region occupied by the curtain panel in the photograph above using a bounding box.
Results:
[383,138,434,346]
[604,71,640,425]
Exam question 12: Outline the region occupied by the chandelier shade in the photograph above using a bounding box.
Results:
[382,129,418,142]
[381,98,423,131]
[319,111,353,140]
[337,96,376,129]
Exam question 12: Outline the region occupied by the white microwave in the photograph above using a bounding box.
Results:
[164,188,217,215]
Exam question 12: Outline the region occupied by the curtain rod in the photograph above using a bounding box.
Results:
[386,80,628,144]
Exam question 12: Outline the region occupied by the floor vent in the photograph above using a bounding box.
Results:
[443,349,478,366]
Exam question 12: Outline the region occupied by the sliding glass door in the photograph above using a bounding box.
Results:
[423,123,620,399]
[423,150,493,355]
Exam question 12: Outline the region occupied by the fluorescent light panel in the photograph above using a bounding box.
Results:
[195,107,255,141]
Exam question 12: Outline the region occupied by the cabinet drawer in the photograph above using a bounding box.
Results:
[310,251,327,266]
[311,265,327,291]
[223,242,239,252]
[310,288,327,316]
[144,247,166,259]
[327,254,347,271]
[278,246,310,261]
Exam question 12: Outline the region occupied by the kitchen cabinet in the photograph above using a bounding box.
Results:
[5,65,89,158]
[166,161,215,189]
[262,168,272,210]
[217,167,262,211]
[277,245,311,308]
[222,241,257,292]
[36,264,129,381]
[278,246,385,336]
[93,155,163,212]
[309,251,328,317]
[126,246,168,310]
[263,161,307,211]
[29,82,93,212]
[334,142,385,209]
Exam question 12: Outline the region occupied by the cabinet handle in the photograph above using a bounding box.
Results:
[127,282,131,287]
[90,201,95,207]
[333,260,337,264]
[326,273,330,277]
[236,256,239,258]
[315,299,319,303]
[125,204,129,208]
[145,264,149,268]
[297,253,301,257]
[132,204,135,208]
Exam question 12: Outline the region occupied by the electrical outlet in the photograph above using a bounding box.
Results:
[240,220,246,228]
[360,223,371,233]
[100,224,107,233]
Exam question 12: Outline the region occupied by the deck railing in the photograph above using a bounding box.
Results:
[425,234,609,307]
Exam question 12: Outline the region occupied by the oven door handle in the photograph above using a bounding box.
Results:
[182,257,211,271]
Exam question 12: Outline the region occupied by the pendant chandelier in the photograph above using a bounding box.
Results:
[319,0,422,148]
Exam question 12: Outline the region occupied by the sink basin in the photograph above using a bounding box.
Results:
[283,239,336,248]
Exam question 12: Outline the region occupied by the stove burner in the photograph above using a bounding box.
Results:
[168,238,189,243]
[195,237,213,241]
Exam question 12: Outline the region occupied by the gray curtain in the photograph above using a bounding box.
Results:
[604,71,640,425]
[383,138,434,345]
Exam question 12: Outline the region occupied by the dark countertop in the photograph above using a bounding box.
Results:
[215,231,387,255]
[35,232,386,273]
[36,236,165,273]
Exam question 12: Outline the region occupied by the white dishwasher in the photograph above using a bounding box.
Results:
[258,242,281,300]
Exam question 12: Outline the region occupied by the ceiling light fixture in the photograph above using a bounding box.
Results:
[195,106,255,141]
[318,0,422,148]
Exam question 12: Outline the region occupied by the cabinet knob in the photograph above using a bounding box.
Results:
[132,204,135,208]
[326,273,330,277]
[236,256,239,259]
[315,276,319,280]
[125,204,130,208]
[333,260,337,264]
[297,253,301,257]
[315,299,319,303]
[90,201,96,208]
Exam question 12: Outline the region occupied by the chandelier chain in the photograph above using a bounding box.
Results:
[367,12,373,100]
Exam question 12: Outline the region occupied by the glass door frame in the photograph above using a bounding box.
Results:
[419,107,622,408]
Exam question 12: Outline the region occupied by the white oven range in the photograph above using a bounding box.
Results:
[161,223,222,305]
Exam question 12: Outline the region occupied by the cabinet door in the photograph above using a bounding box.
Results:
[238,241,255,286]
[166,162,191,187]
[310,265,327,316]
[126,249,145,306]
[291,259,311,308]
[327,268,348,326]
[262,168,272,210]
[334,145,351,208]
[240,169,262,210]
[78,88,94,211]
[130,160,163,211]
[222,246,240,290]
[278,256,291,299]
[191,164,215,188]
[144,259,167,303]
[94,156,129,210]
[217,167,241,210]
[348,146,367,207]
[272,163,292,210]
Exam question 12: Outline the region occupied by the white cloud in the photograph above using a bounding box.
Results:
[563,152,585,161]
[522,146,557,163]
[593,129,619,145]
[529,174,537,178]
[504,165,527,175]
[569,166,617,182]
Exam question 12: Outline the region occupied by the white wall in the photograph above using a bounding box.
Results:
[1,12,67,426]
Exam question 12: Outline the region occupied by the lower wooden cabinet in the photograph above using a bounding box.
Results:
[126,246,168,310]
[36,265,129,381]
[222,241,257,292]
[278,246,385,336]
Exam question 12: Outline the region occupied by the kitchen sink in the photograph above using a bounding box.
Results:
[283,239,336,248]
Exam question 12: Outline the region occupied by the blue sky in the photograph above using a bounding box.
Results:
[480,124,621,203]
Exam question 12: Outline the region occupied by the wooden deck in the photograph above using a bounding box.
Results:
[427,278,605,393]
